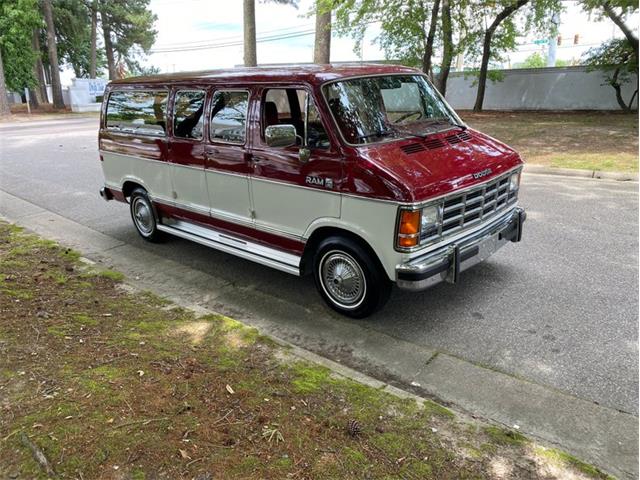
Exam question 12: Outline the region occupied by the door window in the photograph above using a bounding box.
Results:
[173,90,205,139]
[262,88,329,149]
[210,90,249,144]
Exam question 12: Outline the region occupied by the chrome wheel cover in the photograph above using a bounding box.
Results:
[132,197,154,236]
[319,251,366,309]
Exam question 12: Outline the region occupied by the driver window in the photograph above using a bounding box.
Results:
[262,88,329,149]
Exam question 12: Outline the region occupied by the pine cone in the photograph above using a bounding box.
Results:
[347,419,362,437]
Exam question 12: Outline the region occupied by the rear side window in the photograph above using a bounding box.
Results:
[173,90,205,140]
[210,90,249,144]
[106,90,168,136]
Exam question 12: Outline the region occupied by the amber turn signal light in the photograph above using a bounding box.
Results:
[397,210,421,248]
[399,210,420,235]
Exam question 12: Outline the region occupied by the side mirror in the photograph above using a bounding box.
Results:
[265,124,297,148]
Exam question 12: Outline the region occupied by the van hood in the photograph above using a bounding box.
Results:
[346,128,523,203]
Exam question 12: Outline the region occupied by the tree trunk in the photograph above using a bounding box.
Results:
[90,0,98,78]
[423,0,440,77]
[32,29,48,104]
[243,0,257,67]
[42,0,65,109]
[313,1,331,64]
[0,48,11,117]
[611,67,631,111]
[602,1,638,62]
[29,87,40,109]
[102,20,117,80]
[437,0,452,96]
[473,0,528,112]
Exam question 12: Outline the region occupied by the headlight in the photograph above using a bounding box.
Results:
[420,205,440,239]
[509,171,521,192]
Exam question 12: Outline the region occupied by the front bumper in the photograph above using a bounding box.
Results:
[396,207,526,291]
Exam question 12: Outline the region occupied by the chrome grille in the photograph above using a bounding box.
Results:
[441,172,518,236]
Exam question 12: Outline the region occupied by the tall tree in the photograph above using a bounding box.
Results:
[423,0,440,76]
[243,0,298,67]
[42,0,64,108]
[0,48,10,116]
[243,0,257,66]
[314,0,332,63]
[90,0,98,78]
[437,0,452,94]
[472,0,528,111]
[0,0,41,96]
[333,0,435,70]
[32,29,48,103]
[99,0,157,80]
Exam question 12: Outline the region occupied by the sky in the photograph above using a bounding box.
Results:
[143,0,636,72]
[60,0,638,84]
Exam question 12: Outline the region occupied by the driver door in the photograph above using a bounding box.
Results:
[248,87,341,239]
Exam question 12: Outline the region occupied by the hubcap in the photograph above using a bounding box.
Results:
[132,198,154,235]
[320,251,366,308]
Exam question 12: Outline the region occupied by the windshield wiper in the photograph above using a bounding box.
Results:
[355,129,395,142]
[423,117,467,131]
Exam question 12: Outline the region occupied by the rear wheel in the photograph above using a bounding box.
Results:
[313,236,391,318]
[129,188,164,242]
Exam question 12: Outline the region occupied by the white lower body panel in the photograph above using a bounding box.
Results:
[157,219,301,276]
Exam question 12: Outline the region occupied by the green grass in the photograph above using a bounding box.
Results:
[464,111,638,172]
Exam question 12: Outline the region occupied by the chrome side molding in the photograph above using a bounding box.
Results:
[157,219,301,276]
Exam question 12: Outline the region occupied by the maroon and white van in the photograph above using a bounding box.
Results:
[98,64,526,317]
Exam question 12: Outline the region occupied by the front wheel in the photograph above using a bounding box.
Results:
[313,237,391,318]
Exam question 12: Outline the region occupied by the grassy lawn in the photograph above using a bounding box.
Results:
[0,223,613,479]
[461,111,638,172]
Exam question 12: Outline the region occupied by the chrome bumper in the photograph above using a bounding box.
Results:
[396,207,526,291]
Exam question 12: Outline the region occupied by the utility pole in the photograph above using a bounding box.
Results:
[547,12,560,67]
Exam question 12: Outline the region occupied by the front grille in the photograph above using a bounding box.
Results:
[440,172,518,236]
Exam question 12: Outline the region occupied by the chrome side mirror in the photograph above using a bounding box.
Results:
[265,124,297,148]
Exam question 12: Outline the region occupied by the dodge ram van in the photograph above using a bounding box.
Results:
[98,64,525,318]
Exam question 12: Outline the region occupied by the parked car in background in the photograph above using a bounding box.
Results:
[98,64,526,317]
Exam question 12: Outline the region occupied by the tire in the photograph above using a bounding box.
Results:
[129,188,164,242]
[313,236,391,318]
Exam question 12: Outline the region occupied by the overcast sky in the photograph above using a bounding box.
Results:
[143,0,636,72]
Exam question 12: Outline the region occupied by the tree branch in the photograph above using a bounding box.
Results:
[602,1,638,59]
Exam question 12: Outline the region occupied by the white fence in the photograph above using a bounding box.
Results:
[445,65,638,111]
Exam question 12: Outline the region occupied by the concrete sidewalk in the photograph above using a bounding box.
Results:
[1,189,637,479]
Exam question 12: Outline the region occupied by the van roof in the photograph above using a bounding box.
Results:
[109,63,420,86]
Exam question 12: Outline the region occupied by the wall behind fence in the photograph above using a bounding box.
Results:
[445,65,638,111]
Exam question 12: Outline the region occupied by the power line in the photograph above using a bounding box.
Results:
[152,22,315,49]
[150,28,317,53]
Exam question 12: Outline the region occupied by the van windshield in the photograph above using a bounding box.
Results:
[323,74,463,145]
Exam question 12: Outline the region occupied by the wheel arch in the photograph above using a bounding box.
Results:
[300,225,389,280]
[121,177,149,201]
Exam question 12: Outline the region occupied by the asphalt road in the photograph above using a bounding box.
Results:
[1,116,638,416]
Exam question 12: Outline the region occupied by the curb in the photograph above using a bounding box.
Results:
[524,164,638,181]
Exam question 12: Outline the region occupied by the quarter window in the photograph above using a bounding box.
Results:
[210,91,249,144]
[173,90,205,139]
[106,90,168,136]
